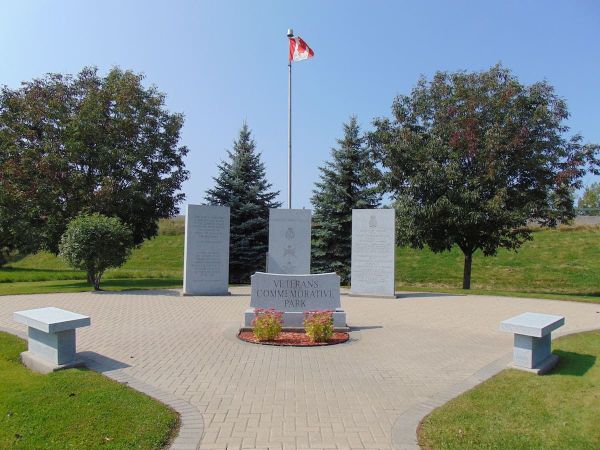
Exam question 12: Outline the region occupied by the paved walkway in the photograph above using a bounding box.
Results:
[1,288,598,450]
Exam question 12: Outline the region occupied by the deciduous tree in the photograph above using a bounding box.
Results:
[0,67,189,258]
[59,214,134,290]
[370,64,599,289]
[578,182,600,214]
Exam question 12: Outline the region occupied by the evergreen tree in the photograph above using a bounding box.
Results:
[311,116,381,283]
[206,124,281,283]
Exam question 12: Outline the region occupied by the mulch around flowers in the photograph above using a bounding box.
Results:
[238,330,349,346]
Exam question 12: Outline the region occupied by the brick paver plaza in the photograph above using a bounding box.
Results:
[1,288,598,449]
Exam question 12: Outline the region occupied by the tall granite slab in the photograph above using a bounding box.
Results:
[244,272,346,329]
[183,205,230,295]
[351,209,396,297]
[267,209,311,274]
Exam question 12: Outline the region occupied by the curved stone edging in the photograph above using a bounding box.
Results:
[0,326,204,450]
[391,325,600,450]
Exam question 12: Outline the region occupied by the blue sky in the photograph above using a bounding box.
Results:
[2,0,599,209]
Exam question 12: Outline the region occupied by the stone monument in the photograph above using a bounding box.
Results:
[183,204,230,295]
[267,208,311,274]
[351,208,396,297]
[244,272,346,330]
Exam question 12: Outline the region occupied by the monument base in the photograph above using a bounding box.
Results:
[348,292,397,299]
[20,351,86,374]
[181,291,231,297]
[244,308,348,331]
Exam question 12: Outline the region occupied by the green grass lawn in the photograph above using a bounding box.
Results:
[396,227,600,303]
[0,234,184,295]
[0,332,178,449]
[418,329,600,450]
[1,234,184,282]
[1,227,599,302]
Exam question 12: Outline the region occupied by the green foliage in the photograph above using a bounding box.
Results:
[2,227,599,302]
[311,117,380,282]
[578,182,600,214]
[0,332,178,449]
[370,64,600,289]
[252,309,283,341]
[304,310,334,342]
[419,330,600,449]
[395,226,600,302]
[59,214,133,290]
[206,123,281,283]
[0,66,189,256]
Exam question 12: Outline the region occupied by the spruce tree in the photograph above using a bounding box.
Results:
[311,116,381,283]
[206,123,281,283]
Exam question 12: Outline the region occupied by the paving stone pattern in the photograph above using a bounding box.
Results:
[0,288,598,449]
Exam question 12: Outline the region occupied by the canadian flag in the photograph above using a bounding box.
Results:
[289,36,314,62]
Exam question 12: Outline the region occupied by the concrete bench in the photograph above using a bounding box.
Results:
[500,312,564,374]
[14,307,91,374]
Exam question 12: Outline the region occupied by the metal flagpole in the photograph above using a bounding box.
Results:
[287,28,293,209]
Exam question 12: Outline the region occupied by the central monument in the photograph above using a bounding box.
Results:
[243,208,348,331]
[244,272,346,330]
[267,208,311,274]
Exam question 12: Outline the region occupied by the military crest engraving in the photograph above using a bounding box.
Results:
[267,209,311,274]
[369,215,377,228]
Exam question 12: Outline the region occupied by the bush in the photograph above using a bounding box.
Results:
[252,308,283,341]
[59,214,134,290]
[304,310,334,342]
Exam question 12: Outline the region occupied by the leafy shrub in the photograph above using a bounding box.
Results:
[304,310,334,342]
[59,214,134,290]
[252,308,283,341]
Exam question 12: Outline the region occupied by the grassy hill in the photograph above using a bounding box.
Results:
[1,224,599,302]
[395,227,600,302]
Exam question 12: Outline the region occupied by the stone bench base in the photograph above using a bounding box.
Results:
[244,308,348,331]
[20,350,86,374]
[509,353,559,375]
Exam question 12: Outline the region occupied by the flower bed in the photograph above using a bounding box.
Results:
[238,330,349,346]
[240,309,349,346]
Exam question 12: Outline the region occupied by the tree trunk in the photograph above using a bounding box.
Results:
[462,252,473,289]
[93,273,102,291]
[88,270,102,290]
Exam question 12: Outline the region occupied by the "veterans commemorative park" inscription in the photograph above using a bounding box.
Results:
[251,273,340,311]
[244,272,347,329]
[254,278,336,309]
